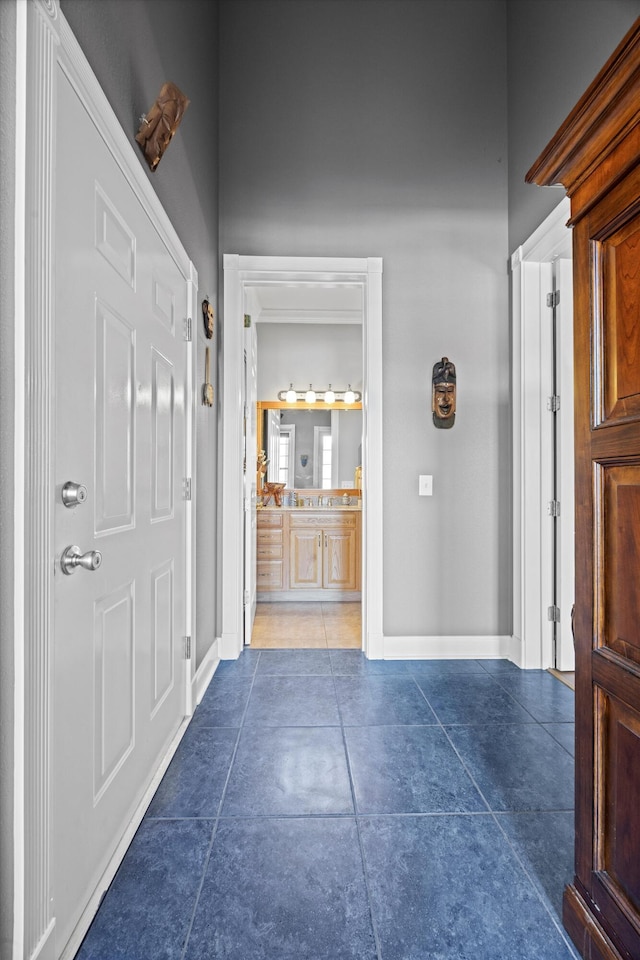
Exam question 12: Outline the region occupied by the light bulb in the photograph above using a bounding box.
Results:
[344,384,356,404]
[324,384,335,404]
[285,383,297,403]
[305,384,316,404]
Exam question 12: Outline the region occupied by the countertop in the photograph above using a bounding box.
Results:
[258,504,361,511]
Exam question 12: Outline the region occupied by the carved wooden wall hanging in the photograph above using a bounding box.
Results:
[135,81,190,172]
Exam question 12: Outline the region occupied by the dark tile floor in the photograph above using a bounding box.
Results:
[75,653,579,960]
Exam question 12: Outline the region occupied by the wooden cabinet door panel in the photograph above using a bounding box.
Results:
[602,691,640,911]
[290,529,322,589]
[594,207,640,428]
[597,461,640,668]
[324,529,357,590]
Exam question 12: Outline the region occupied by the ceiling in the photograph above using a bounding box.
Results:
[250,283,363,324]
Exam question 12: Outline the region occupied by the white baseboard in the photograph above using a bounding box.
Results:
[30,919,56,960]
[193,638,220,705]
[365,630,384,659]
[218,631,242,660]
[382,635,516,661]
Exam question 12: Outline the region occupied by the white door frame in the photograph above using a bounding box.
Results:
[511,197,574,670]
[13,4,197,957]
[221,256,383,659]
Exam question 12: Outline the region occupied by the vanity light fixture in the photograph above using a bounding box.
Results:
[276,385,362,404]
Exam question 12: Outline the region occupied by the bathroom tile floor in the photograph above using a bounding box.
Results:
[250,601,362,648]
[75,652,579,960]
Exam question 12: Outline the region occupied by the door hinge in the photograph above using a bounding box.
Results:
[547,605,560,623]
[183,635,191,659]
[548,500,560,517]
[244,314,251,328]
[183,477,192,501]
[243,589,250,606]
[546,290,560,308]
[547,395,560,412]
[184,317,192,341]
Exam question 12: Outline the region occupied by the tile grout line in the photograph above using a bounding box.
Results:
[489,808,580,958]
[179,650,263,960]
[409,673,579,959]
[409,674,494,816]
[331,665,384,960]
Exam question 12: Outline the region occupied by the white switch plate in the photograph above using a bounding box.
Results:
[419,475,433,496]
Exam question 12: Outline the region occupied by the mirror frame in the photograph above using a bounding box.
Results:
[256,400,363,491]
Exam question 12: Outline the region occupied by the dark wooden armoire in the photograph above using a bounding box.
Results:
[527,19,640,960]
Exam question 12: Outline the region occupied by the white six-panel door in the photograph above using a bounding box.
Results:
[53,67,189,955]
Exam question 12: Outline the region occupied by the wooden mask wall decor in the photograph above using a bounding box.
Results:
[202,298,214,339]
[432,356,456,428]
[135,81,190,172]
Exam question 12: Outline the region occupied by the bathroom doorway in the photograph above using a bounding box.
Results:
[251,289,363,647]
[221,256,384,660]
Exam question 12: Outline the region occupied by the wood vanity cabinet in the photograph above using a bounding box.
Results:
[256,509,361,598]
[527,20,640,960]
[289,512,359,592]
[256,510,285,591]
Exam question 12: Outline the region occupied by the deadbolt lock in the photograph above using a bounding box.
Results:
[61,481,88,508]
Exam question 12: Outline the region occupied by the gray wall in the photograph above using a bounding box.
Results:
[61,0,220,668]
[0,2,17,951]
[220,0,511,639]
[507,0,640,252]
[257,323,363,400]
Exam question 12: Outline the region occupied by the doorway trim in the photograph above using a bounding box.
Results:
[511,197,573,669]
[221,256,383,658]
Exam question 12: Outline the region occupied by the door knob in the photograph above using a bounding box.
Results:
[60,544,102,575]
[61,481,88,508]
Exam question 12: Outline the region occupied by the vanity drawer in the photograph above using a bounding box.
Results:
[258,511,284,528]
[257,528,283,546]
[290,512,357,529]
[257,541,283,560]
[257,560,284,590]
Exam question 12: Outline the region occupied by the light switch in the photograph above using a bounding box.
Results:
[419,475,433,496]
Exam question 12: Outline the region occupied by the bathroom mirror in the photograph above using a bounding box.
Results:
[257,401,362,490]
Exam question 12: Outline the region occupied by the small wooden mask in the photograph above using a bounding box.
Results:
[432,356,456,429]
[202,299,214,339]
[135,81,190,172]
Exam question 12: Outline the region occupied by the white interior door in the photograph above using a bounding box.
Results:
[244,315,258,643]
[555,257,575,671]
[53,69,189,954]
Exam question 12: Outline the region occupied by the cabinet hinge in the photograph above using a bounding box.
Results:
[183,636,191,659]
[547,395,560,412]
[548,500,560,517]
[547,605,560,623]
[183,477,192,501]
[184,317,192,341]
[244,313,251,328]
[546,290,560,308]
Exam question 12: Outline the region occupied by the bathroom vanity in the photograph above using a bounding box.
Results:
[257,505,361,600]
